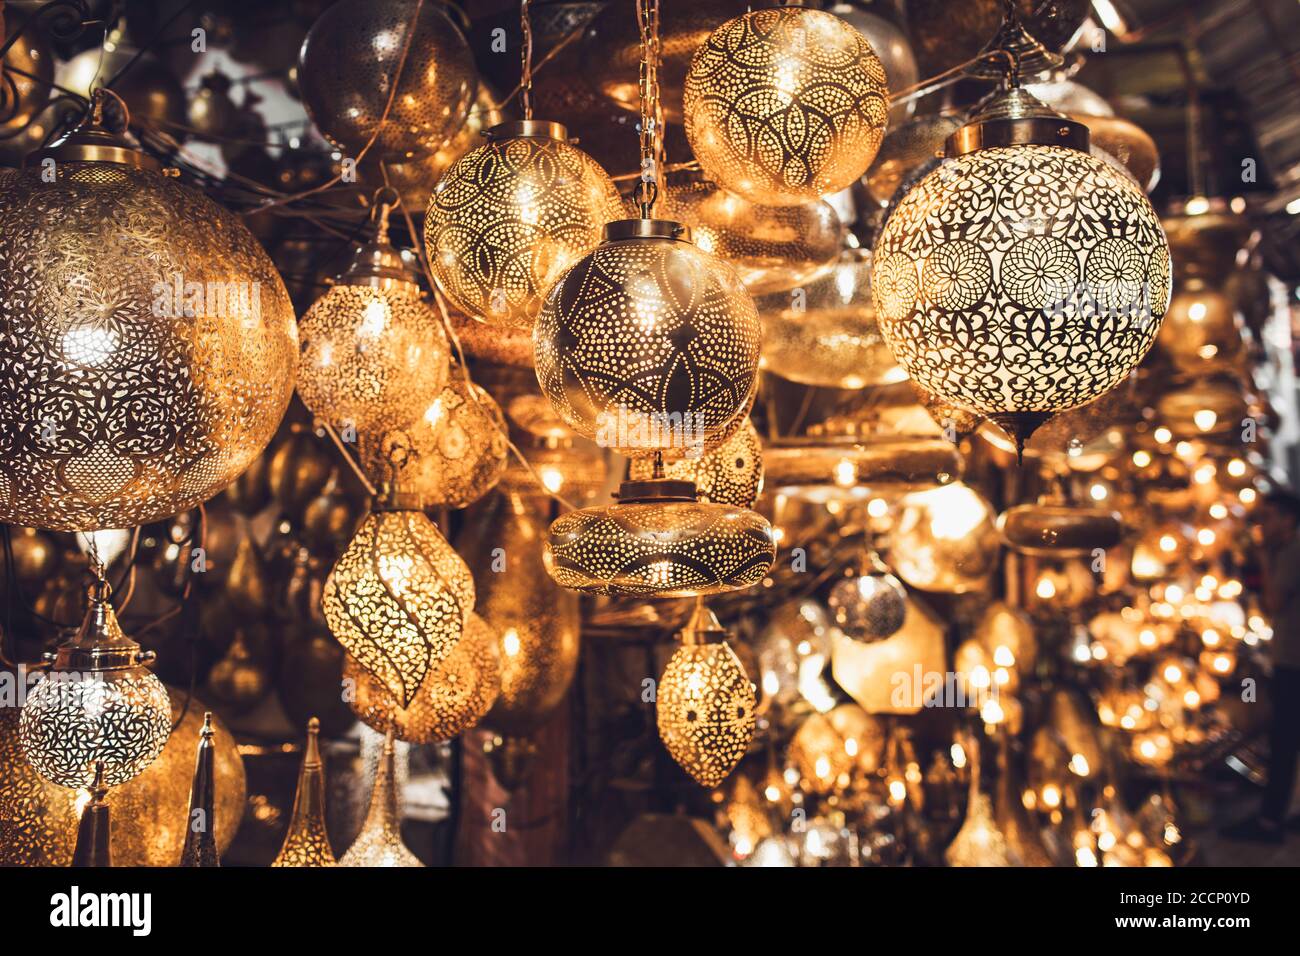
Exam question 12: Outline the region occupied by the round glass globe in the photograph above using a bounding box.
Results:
[827,566,907,642]
[873,144,1171,434]
[683,7,890,206]
[424,121,623,330]
[297,282,450,438]
[756,247,905,389]
[533,220,761,458]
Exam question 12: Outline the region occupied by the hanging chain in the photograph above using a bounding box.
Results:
[519,0,534,120]
[636,0,662,217]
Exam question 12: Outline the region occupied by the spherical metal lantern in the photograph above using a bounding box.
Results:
[1155,280,1245,375]
[756,247,904,389]
[297,0,476,160]
[1077,114,1160,193]
[297,228,450,438]
[659,173,844,294]
[0,118,297,532]
[827,557,908,643]
[545,483,776,597]
[425,121,622,331]
[345,612,500,744]
[656,605,756,788]
[362,378,509,510]
[683,8,890,206]
[322,500,474,708]
[533,219,761,458]
[19,585,171,790]
[872,89,1171,451]
[628,416,764,508]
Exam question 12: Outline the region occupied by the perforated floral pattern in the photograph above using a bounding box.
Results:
[872,145,1170,417]
[297,284,449,438]
[425,133,622,330]
[683,8,889,205]
[0,162,297,531]
[657,641,756,788]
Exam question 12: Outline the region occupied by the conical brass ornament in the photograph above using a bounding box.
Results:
[656,604,756,788]
[271,718,336,867]
[340,729,422,867]
[179,713,220,867]
[945,736,1017,867]
[71,763,112,868]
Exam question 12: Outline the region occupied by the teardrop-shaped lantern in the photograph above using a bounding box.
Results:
[656,604,756,788]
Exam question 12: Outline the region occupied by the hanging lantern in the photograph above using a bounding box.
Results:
[272,718,336,867]
[656,604,756,788]
[545,476,776,597]
[872,85,1171,453]
[683,7,890,205]
[658,173,844,294]
[756,247,903,389]
[297,0,476,160]
[361,377,509,510]
[340,730,422,867]
[20,579,171,790]
[1155,279,1246,376]
[830,595,947,714]
[322,489,474,708]
[827,552,907,643]
[628,416,764,508]
[461,490,582,737]
[0,98,297,531]
[344,613,500,744]
[907,0,1090,77]
[426,120,623,331]
[297,201,450,438]
[998,501,1123,556]
[789,705,886,794]
[533,218,761,458]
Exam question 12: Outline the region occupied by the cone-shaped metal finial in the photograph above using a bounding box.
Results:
[180,712,220,867]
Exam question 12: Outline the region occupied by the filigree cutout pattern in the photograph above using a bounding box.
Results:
[545,500,776,596]
[872,146,1171,417]
[683,8,889,205]
[345,613,500,744]
[297,284,450,438]
[0,162,297,531]
[19,670,172,789]
[361,379,508,509]
[323,510,474,708]
[657,641,756,788]
[425,133,623,329]
[533,235,761,457]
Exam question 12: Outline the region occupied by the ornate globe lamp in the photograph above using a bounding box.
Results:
[425,120,623,331]
[656,603,756,788]
[322,486,475,708]
[0,96,297,531]
[683,7,890,205]
[827,552,908,643]
[361,377,509,510]
[345,613,500,744]
[872,83,1171,455]
[297,200,450,438]
[544,474,776,597]
[297,0,476,160]
[20,578,171,790]
[533,218,762,459]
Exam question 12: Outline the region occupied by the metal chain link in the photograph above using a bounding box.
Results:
[520,0,534,120]
[636,0,662,217]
